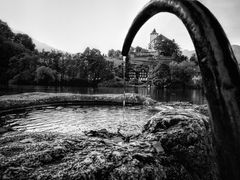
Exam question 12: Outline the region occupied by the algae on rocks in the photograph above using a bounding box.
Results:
[0,102,216,180]
[0,92,156,112]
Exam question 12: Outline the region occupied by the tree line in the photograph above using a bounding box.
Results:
[149,37,201,88]
[0,20,114,87]
[0,18,201,88]
[107,36,201,88]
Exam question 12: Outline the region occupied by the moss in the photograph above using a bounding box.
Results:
[0,102,217,180]
[0,92,156,112]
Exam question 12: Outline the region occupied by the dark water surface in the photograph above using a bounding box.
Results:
[0,85,206,104]
[0,85,206,135]
[1,105,155,135]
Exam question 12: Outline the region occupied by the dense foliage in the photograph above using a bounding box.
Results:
[0,20,114,87]
[149,61,201,88]
[154,37,188,63]
[154,38,180,57]
[0,19,201,89]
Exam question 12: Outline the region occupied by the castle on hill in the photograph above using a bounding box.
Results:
[148,28,169,52]
[106,29,174,82]
[128,29,174,82]
[130,28,171,58]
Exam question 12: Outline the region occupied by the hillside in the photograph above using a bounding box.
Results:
[32,39,56,52]
[182,45,240,64]
[182,49,195,58]
[13,29,57,52]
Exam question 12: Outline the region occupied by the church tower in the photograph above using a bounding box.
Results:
[149,29,158,50]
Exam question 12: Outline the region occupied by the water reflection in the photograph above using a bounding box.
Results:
[0,85,206,104]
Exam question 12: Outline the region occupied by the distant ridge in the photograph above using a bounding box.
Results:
[32,39,57,52]
[32,38,67,53]
[13,29,65,53]
[182,49,195,58]
[182,45,240,64]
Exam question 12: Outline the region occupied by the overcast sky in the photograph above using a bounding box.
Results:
[0,0,239,54]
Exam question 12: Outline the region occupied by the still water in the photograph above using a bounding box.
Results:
[0,85,206,104]
[2,105,155,135]
[0,85,206,135]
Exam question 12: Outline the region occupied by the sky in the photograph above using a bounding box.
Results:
[0,0,239,54]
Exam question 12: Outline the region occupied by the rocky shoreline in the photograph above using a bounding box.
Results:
[0,93,216,180]
[0,92,155,113]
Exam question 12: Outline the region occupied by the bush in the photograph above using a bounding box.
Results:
[169,61,197,88]
[35,66,56,85]
[9,70,35,85]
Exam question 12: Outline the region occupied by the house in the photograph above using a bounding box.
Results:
[105,29,174,82]
[127,29,174,82]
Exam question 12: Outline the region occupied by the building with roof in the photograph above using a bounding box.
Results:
[126,29,174,83]
[106,29,174,83]
[148,29,169,52]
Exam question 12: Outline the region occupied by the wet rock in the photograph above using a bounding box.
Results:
[84,129,116,139]
[132,153,155,163]
[84,128,132,143]
[142,108,216,180]
[0,93,156,111]
[0,102,216,180]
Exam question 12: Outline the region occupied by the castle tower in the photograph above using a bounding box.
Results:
[149,29,158,50]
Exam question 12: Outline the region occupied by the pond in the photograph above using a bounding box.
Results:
[0,85,206,104]
[1,105,155,135]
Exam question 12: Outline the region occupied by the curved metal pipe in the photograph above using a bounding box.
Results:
[122,0,240,179]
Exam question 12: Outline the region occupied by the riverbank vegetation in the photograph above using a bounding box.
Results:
[0,19,201,89]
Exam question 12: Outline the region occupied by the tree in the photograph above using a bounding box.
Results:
[107,49,121,59]
[0,40,27,83]
[154,38,180,57]
[173,53,188,63]
[82,47,114,84]
[190,53,198,65]
[114,50,121,59]
[35,66,56,85]
[8,53,39,84]
[169,61,196,88]
[108,49,115,58]
[83,47,91,56]
[0,20,27,83]
[14,33,35,51]
[0,20,14,41]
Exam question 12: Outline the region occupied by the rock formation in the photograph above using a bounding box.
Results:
[0,102,216,180]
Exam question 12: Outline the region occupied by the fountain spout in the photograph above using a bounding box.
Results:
[122,0,240,179]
